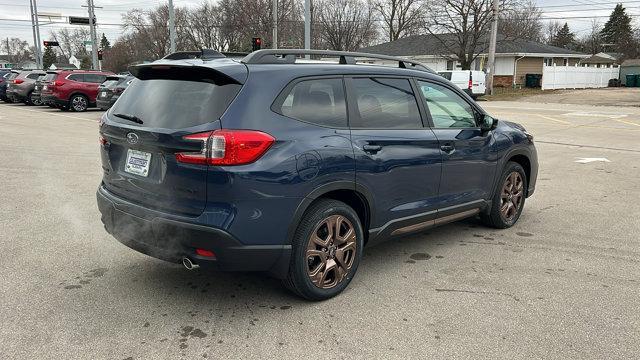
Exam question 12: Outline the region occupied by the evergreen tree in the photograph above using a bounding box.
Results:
[80,55,92,69]
[600,4,635,58]
[551,23,575,49]
[42,45,57,70]
[100,33,111,50]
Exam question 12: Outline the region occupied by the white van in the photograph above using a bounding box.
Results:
[438,70,486,99]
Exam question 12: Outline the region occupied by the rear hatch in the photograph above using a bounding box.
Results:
[41,72,58,94]
[98,76,123,101]
[99,60,246,216]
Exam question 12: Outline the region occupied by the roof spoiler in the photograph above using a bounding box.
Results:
[161,49,250,61]
[129,63,243,85]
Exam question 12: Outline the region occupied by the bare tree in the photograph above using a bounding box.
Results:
[315,0,378,51]
[373,0,425,41]
[49,28,90,59]
[499,0,542,42]
[425,0,514,70]
[543,21,562,45]
[1,38,33,64]
[577,20,603,55]
[217,0,303,51]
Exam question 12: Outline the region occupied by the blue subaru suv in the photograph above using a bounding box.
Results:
[97,49,537,300]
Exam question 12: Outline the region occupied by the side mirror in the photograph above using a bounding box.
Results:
[480,115,498,132]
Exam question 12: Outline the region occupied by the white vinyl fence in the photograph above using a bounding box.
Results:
[541,65,620,90]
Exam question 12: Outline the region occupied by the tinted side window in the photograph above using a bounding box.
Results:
[85,74,106,83]
[68,74,84,82]
[278,78,346,128]
[417,81,477,128]
[27,73,42,80]
[350,78,422,129]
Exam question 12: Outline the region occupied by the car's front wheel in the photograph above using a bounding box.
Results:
[482,161,527,228]
[70,94,88,112]
[284,199,363,301]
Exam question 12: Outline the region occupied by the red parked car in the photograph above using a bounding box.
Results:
[41,69,114,112]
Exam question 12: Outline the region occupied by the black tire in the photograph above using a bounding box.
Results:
[283,199,364,301]
[27,92,43,106]
[482,161,527,229]
[69,94,88,112]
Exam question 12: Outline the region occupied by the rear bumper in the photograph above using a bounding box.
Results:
[6,90,25,102]
[96,185,291,278]
[96,98,115,110]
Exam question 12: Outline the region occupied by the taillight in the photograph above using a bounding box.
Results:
[176,130,275,166]
[13,79,24,84]
[468,79,473,89]
[53,80,64,86]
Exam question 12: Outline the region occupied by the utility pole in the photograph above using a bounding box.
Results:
[29,0,42,68]
[168,0,176,53]
[33,0,43,68]
[85,0,99,70]
[485,0,499,95]
[272,0,278,49]
[304,0,311,56]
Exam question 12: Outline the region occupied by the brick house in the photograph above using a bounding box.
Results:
[360,34,589,87]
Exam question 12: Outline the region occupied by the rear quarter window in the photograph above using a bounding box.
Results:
[275,78,347,128]
[109,79,241,129]
[68,74,84,82]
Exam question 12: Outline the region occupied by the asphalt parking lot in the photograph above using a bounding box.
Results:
[1,98,639,359]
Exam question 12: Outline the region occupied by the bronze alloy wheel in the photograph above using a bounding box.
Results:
[306,215,357,289]
[500,171,524,222]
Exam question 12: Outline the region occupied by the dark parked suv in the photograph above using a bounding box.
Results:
[97,49,538,300]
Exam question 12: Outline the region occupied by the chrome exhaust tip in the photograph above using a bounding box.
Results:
[182,257,200,270]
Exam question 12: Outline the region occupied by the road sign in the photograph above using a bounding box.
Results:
[83,40,93,45]
[69,16,95,25]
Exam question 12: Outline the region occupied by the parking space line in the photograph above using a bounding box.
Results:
[612,118,640,127]
[1,105,99,123]
[535,114,572,125]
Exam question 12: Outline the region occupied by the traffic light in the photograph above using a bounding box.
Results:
[43,40,59,47]
[252,37,262,51]
[98,49,103,60]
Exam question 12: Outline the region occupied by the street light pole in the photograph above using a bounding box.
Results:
[29,0,42,68]
[304,0,311,57]
[86,0,99,69]
[486,0,499,95]
[168,0,176,53]
[32,0,43,68]
[272,0,278,49]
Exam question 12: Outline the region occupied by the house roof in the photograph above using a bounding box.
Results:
[360,34,587,58]
[582,55,618,64]
[621,59,640,67]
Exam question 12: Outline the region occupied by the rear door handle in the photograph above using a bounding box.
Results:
[363,144,382,154]
[440,144,455,153]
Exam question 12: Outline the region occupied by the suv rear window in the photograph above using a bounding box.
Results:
[43,73,58,82]
[277,78,346,128]
[109,79,241,129]
[85,74,107,83]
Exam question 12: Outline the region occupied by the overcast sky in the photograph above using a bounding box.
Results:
[1,0,639,48]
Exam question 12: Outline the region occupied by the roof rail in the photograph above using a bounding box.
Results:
[241,49,435,73]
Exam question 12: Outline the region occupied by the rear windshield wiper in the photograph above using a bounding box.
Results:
[113,113,144,125]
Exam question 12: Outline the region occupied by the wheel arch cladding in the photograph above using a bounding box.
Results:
[288,187,372,246]
[507,154,531,192]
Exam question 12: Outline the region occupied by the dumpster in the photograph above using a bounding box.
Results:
[626,74,639,87]
[525,74,542,88]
